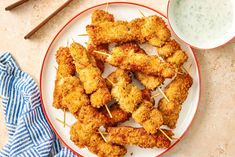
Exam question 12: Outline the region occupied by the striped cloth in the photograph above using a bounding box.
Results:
[0,53,76,157]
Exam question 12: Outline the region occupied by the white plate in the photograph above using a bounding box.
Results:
[40,2,201,157]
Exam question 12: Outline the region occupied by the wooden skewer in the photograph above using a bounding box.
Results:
[78,34,88,36]
[94,50,111,57]
[105,105,113,118]
[159,128,173,142]
[56,118,71,128]
[151,92,161,99]
[98,130,107,142]
[63,108,66,127]
[138,9,145,17]
[107,78,115,86]
[5,0,29,11]
[158,87,170,102]
[105,2,109,12]
[24,0,74,39]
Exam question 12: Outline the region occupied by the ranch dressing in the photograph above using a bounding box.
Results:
[172,0,234,47]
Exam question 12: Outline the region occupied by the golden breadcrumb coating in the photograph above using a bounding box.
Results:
[87,10,115,72]
[111,78,142,113]
[141,16,171,47]
[78,105,107,132]
[132,100,163,134]
[70,121,127,157]
[69,42,112,108]
[53,47,76,109]
[86,15,170,47]
[91,9,114,23]
[106,69,132,90]
[90,87,112,108]
[132,100,153,124]
[135,72,164,90]
[107,127,173,148]
[157,40,181,58]
[88,133,127,157]
[157,40,188,67]
[107,45,175,78]
[104,104,131,126]
[166,50,188,66]
[61,76,89,115]
[158,73,193,128]
[118,42,164,90]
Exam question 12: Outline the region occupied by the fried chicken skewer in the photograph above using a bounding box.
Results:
[86,15,171,47]
[87,10,115,73]
[95,47,175,78]
[158,73,193,128]
[107,69,164,134]
[107,126,173,148]
[53,47,90,116]
[69,42,112,109]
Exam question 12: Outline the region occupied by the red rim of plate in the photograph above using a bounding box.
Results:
[167,0,235,50]
[40,2,201,157]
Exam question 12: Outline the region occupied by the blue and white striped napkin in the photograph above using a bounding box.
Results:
[0,52,76,157]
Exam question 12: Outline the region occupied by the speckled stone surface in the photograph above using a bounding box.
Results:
[0,0,235,157]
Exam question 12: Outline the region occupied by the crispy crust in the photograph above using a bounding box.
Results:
[158,73,193,128]
[70,121,127,157]
[86,15,170,47]
[107,46,175,78]
[107,126,173,148]
[69,42,112,108]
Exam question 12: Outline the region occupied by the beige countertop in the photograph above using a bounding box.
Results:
[0,0,235,157]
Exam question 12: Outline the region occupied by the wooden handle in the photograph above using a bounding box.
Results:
[24,0,74,39]
[5,0,29,11]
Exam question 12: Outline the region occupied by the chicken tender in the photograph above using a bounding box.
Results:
[107,46,175,78]
[117,43,164,90]
[107,127,173,148]
[158,73,193,128]
[86,15,170,47]
[141,88,155,104]
[157,40,188,67]
[70,121,127,157]
[70,42,112,108]
[78,105,107,132]
[87,10,115,72]
[132,100,163,134]
[106,69,132,90]
[53,47,75,109]
[104,104,131,126]
[111,78,142,113]
[61,76,89,115]
[157,40,181,58]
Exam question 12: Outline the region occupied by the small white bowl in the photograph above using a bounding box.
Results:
[167,0,235,49]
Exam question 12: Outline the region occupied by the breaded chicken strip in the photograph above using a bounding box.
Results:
[87,10,115,72]
[107,127,173,148]
[70,121,127,157]
[108,69,163,134]
[158,40,181,58]
[70,42,112,108]
[106,69,132,90]
[158,73,193,128]
[106,46,175,78]
[111,78,142,113]
[117,43,164,90]
[158,40,188,66]
[86,15,170,47]
[103,104,131,126]
[132,100,163,134]
[78,105,107,132]
[53,47,89,115]
[53,47,75,109]
[61,76,89,115]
